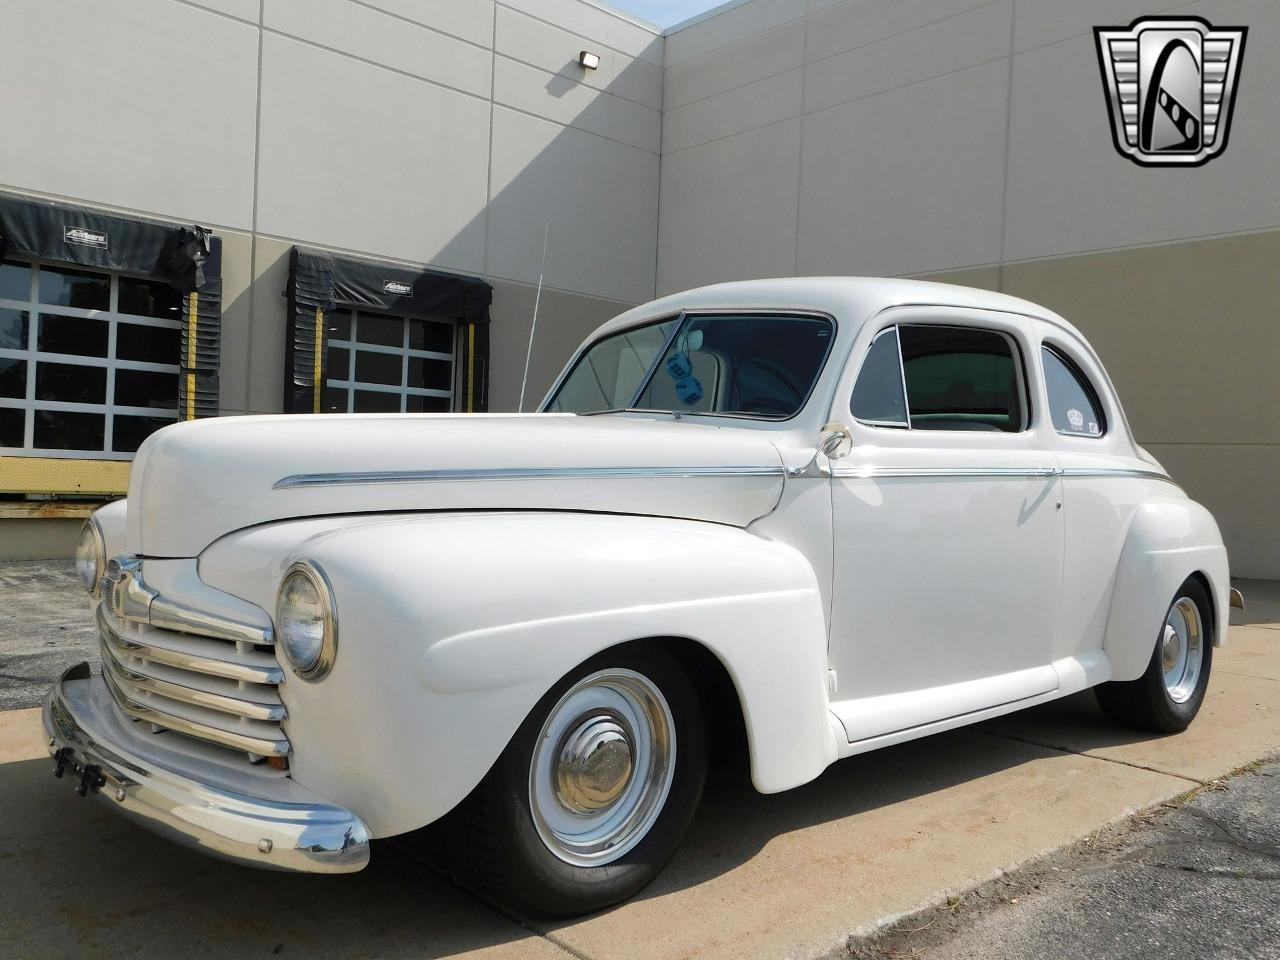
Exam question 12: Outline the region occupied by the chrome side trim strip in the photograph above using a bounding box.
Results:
[102,664,291,757]
[281,464,1174,488]
[1060,467,1176,483]
[830,465,1175,483]
[831,466,1063,480]
[274,464,786,489]
[103,556,273,646]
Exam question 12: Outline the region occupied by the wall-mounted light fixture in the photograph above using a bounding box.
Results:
[578,50,601,70]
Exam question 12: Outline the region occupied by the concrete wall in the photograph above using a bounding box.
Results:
[0,0,662,421]
[657,0,1280,578]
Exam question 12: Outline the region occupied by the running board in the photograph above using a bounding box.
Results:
[829,651,1111,760]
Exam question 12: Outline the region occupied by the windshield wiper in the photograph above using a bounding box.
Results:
[579,407,646,416]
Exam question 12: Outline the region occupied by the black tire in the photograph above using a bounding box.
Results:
[441,643,707,919]
[1095,576,1214,733]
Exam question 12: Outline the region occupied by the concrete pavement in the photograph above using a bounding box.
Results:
[0,574,1277,959]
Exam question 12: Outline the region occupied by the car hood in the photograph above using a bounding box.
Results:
[125,414,787,557]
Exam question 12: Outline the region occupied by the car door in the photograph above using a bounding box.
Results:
[826,306,1064,745]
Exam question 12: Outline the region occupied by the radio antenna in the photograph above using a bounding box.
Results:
[518,222,551,413]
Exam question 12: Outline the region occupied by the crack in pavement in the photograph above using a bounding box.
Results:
[974,727,1205,786]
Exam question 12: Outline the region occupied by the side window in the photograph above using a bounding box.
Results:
[898,325,1025,432]
[851,327,908,427]
[1042,346,1105,437]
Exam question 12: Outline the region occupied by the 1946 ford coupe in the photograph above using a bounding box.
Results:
[45,278,1237,917]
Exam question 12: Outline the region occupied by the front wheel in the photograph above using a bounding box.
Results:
[1095,576,1214,733]
[444,645,707,918]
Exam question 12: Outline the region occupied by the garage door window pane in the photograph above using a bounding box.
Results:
[354,390,400,413]
[35,411,105,450]
[408,357,450,391]
[0,408,22,447]
[898,325,1024,432]
[327,310,351,340]
[38,265,109,310]
[1042,347,1105,437]
[115,369,178,409]
[39,313,109,357]
[356,312,403,347]
[326,346,349,381]
[0,309,28,350]
[37,362,107,404]
[355,350,402,386]
[117,322,181,364]
[406,395,450,413]
[0,358,26,398]
[112,414,176,453]
[409,318,453,353]
[118,277,183,319]
[0,261,31,301]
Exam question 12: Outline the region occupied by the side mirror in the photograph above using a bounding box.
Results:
[819,421,853,461]
[788,421,853,478]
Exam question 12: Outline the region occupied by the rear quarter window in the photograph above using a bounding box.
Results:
[1041,346,1105,437]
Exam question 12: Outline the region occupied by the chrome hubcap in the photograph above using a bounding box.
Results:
[529,669,676,866]
[1162,596,1204,704]
[555,715,634,813]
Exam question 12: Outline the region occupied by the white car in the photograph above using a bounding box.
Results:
[45,277,1238,917]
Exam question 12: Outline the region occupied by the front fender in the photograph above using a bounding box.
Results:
[1103,495,1229,681]
[201,512,832,838]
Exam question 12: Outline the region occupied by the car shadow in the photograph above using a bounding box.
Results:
[2,692,1177,956]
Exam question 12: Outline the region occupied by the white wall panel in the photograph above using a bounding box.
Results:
[499,0,664,65]
[1003,1,1280,262]
[494,56,661,152]
[804,0,999,65]
[487,107,658,303]
[358,0,494,47]
[0,0,258,229]
[1012,0,1184,53]
[665,0,806,67]
[797,60,1009,277]
[183,0,261,23]
[664,19,804,110]
[495,5,662,109]
[254,34,490,273]
[663,68,802,154]
[657,119,802,295]
[804,0,1011,113]
[263,0,492,99]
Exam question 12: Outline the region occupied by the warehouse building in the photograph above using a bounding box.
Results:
[1,0,1276,578]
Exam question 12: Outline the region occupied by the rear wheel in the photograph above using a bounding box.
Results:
[1095,576,1214,733]
[444,645,707,918]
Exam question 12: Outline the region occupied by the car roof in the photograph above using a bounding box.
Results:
[592,277,1082,341]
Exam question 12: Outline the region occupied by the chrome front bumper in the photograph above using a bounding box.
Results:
[42,662,370,874]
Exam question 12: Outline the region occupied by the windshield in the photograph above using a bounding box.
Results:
[545,312,834,419]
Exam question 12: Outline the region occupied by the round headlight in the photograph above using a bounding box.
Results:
[276,562,338,681]
[76,520,105,594]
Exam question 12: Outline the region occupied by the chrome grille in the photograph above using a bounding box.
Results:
[97,557,289,761]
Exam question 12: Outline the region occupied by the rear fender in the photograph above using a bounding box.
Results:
[1103,495,1229,681]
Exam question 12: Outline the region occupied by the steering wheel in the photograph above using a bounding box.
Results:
[733,358,804,416]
